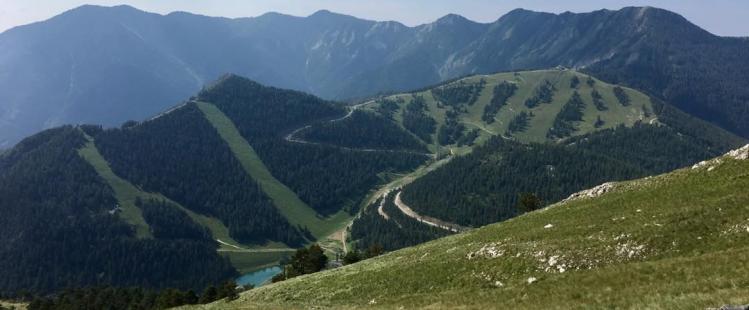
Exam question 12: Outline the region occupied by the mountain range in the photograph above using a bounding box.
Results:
[1,5,748,146]
[0,68,743,296]
[2,4,749,307]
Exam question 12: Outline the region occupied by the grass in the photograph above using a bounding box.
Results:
[363,69,656,149]
[0,300,27,310]
[78,134,294,272]
[196,102,352,240]
[186,151,749,309]
[78,138,152,239]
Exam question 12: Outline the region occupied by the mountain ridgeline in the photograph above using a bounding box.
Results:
[1,5,749,146]
[0,75,426,296]
[0,3,748,307]
[311,69,744,252]
[1,70,740,297]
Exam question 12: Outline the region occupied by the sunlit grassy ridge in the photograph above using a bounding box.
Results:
[188,148,749,309]
[361,69,655,150]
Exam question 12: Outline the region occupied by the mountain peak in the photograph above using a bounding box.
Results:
[208,73,256,87]
[310,9,334,16]
[65,4,143,15]
[51,4,154,23]
[435,13,470,24]
[304,9,370,26]
[308,9,357,20]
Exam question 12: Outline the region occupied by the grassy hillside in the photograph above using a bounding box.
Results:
[196,102,351,240]
[78,134,294,272]
[359,69,655,151]
[78,136,152,239]
[191,145,749,309]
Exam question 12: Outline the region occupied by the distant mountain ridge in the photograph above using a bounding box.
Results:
[1,5,748,146]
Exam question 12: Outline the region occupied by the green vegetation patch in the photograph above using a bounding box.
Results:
[401,95,437,143]
[364,70,658,147]
[78,134,251,248]
[196,102,351,240]
[482,81,518,124]
[78,138,152,239]
[193,154,749,309]
[79,134,296,272]
[547,91,586,139]
[431,79,486,107]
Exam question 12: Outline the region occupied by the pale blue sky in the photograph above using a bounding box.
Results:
[1,0,748,36]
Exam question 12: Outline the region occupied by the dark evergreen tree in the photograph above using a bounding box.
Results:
[431,79,485,107]
[507,111,531,134]
[547,91,586,139]
[516,192,542,213]
[570,75,580,89]
[594,115,605,128]
[613,86,630,106]
[483,81,518,124]
[591,89,608,111]
[438,109,466,145]
[586,76,596,87]
[524,80,556,108]
[272,244,329,282]
[402,95,437,143]
[298,110,428,152]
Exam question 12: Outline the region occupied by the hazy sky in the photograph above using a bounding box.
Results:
[1,0,748,36]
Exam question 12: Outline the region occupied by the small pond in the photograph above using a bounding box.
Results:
[236,266,282,288]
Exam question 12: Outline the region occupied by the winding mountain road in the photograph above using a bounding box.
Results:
[284,101,368,145]
[393,191,469,233]
[284,101,433,156]
[281,100,466,251]
[377,191,391,221]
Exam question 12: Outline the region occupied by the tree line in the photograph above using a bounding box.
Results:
[201,76,427,216]
[298,110,428,152]
[0,127,237,296]
[401,122,733,228]
[94,104,307,246]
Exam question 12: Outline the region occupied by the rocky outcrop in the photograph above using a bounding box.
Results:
[561,182,617,203]
[725,144,749,160]
[692,144,749,170]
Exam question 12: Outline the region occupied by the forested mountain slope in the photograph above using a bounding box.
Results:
[197,75,427,216]
[93,103,308,246]
[193,145,749,309]
[334,69,745,252]
[2,5,748,146]
[0,76,425,296]
[400,124,739,228]
[0,127,236,295]
[0,71,743,299]
[347,69,659,150]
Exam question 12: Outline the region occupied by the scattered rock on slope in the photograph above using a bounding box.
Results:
[561,182,617,203]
